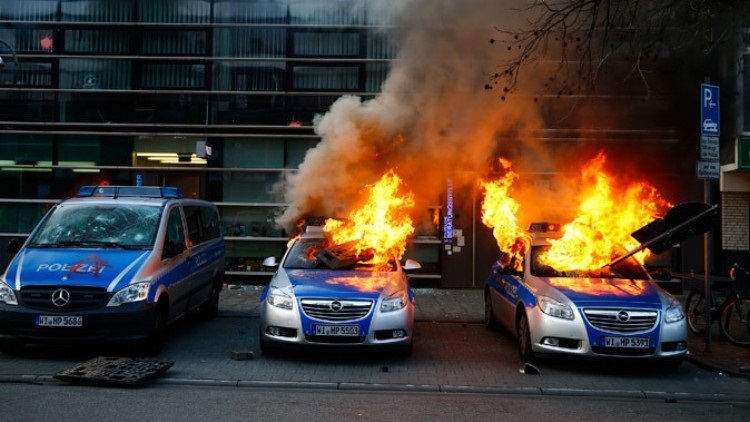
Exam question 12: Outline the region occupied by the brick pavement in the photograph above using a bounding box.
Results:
[221,284,750,379]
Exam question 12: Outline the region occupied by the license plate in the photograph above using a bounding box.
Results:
[36,315,83,327]
[314,325,359,336]
[604,336,649,348]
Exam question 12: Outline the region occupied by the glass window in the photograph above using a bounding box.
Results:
[367,32,398,59]
[214,0,288,23]
[0,202,49,233]
[140,63,206,89]
[0,134,52,166]
[64,30,129,53]
[366,63,389,93]
[222,171,283,202]
[62,0,135,22]
[213,62,286,91]
[221,206,284,237]
[59,59,132,90]
[138,0,210,24]
[286,138,319,168]
[292,32,360,57]
[60,92,137,123]
[2,28,55,53]
[290,0,364,25]
[292,65,359,90]
[142,30,207,55]
[1,61,52,88]
[164,207,187,258]
[184,205,221,245]
[28,203,162,248]
[0,0,57,21]
[224,138,284,168]
[214,28,287,57]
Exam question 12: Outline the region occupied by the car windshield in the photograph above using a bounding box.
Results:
[28,203,162,248]
[530,245,649,280]
[283,238,396,272]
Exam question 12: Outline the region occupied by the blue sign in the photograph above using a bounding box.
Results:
[701,83,720,136]
[443,179,454,244]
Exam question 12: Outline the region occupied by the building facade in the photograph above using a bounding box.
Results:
[1,0,746,287]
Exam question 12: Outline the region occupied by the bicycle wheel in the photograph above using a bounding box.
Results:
[720,299,750,346]
[685,290,707,335]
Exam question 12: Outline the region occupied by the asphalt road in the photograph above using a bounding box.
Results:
[1,310,749,404]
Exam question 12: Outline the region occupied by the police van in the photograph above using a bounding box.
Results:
[0,185,225,354]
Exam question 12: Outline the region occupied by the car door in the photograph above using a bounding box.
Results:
[162,206,190,319]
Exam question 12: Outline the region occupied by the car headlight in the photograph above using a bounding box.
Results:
[381,290,408,312]
[267,286,294,310]
[660,291,685,323]
[0,280,18,305]
[107,282,150,306]
[538,295,574,320]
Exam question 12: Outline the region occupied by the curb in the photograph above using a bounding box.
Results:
[4,374,750,403]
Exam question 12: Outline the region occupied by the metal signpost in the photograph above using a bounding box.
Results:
[700,82,720,352]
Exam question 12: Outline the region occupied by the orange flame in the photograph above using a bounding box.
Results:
[480,152,672,273]
[539,152,672,269]
[324,170,415,263]
[480,158,529,269]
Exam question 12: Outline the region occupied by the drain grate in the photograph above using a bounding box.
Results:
[54,356,174,387]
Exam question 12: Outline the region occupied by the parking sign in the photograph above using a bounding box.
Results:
[701,83,720,136]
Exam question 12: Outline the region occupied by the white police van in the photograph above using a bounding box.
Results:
[0,186,225,354]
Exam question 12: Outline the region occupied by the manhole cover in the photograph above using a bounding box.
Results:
[55,356,174,387]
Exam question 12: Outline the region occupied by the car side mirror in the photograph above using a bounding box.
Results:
[403,259,422,271]
[262,256,278,267]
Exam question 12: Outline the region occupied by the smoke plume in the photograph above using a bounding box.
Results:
[276,0,575,232]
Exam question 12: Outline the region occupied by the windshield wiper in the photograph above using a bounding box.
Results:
[51,240,142,249]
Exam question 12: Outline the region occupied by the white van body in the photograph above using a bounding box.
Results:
[0,186,225,354]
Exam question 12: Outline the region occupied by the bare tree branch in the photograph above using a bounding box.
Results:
[488,0,750,96]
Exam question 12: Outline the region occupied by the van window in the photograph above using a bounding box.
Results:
[163,208,187,259]
[28,204,161,248]
[184,205,221,246]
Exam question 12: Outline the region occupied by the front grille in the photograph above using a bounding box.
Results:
[583,308,658,334]
[20,286,110,310]
[300,299,373,322]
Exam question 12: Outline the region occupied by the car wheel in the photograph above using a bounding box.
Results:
[199,281,221,320]
[517,311,535,363]
[141,301,168,356]
[484,289,501,331]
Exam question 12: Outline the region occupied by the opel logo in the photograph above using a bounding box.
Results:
[51,288,71,307]
[617,310,630,322]
[330,301,343,312]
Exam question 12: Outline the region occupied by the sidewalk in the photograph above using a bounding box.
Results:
[221,285,750,378]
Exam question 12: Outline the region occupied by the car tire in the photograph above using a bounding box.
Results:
[199,281,221,320]
[484,289,501,331]
[141,301,168,356]
[517,311,535,363]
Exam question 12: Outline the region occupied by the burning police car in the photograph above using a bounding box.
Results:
[259,222,420,355]
[484,223,688,365]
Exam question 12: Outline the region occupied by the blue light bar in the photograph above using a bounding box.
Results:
[76,186,183,199]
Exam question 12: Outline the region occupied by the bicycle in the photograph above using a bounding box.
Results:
[684,263,750,346]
